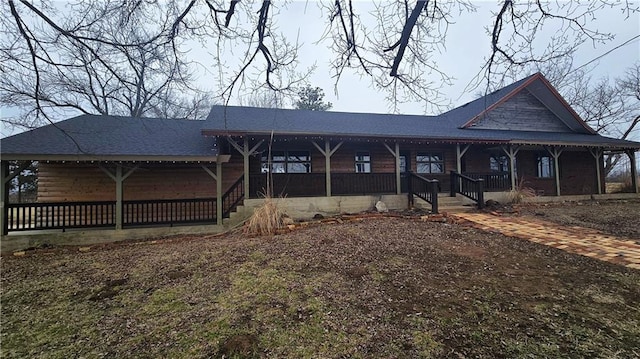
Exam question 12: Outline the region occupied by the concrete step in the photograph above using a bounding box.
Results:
[438,205,474,213]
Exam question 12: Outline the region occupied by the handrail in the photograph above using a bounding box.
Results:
[464,172,510,191]
[450,171,485,208]
[407,172,439,214]
[222,175,245,218]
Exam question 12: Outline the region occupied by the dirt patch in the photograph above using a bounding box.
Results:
[217,334,260,358]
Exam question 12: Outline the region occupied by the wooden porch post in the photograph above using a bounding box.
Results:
[546,146,563,196]
[1,161,8,236]
[227,136,264,199]
[100,164,137,230]
[201,163,224,225]
[217,162,223,225]
[628,150,639,194]
[502,145,520,190]
[456,144,470,174]
[383,142,401,195]
[312,140,343,197]
[589,148,603,195]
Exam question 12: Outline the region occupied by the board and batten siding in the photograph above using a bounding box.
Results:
[470,89,572,132]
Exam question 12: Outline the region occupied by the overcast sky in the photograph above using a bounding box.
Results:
[1,1,639,138]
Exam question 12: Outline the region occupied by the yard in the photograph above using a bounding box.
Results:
[1,200,639,358]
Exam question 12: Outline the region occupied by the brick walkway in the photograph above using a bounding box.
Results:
[451,213,640,270]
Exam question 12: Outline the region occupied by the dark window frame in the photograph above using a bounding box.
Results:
[355,151,371,173]
[490,154,509,172]
[536,154,554,178]
[416,152,445,174]
[261,150,312,173]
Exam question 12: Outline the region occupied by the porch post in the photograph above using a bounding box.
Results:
[628,150,639,194]
[324,140,332,196]
[1,161,8,236]
[115,165,123,230]
[502,145,520,190]
[217,161,223,225]
[243,137,250,199]
[227,136,264,199]
[395,143,401,194]
[312,140,343,197]
[546,146,563,196]
[100,164,137,230]
[589,148,603,195]
[383,142,401,194]
[456,144,470,174]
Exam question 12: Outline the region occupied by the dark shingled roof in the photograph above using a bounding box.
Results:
[2,74,640,159]
[1,115,219,159]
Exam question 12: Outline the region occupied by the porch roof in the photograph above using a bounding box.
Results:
[202,107,640,150]
[1,115,224,161]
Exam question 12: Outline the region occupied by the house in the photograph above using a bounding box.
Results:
[1,73,639,238]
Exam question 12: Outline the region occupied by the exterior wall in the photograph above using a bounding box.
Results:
[514,149,599,196]
[472,89,572,132]
[37,162,244,202]
[247,140,457,193]
[559,151,599,195]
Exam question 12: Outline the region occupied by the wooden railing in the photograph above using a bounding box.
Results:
[222,176,244,218]
[123,198,217,226]
[249,173,326,198]
[407,172,439,213]
[5,201,116,232]
[331,173,396,195]
[450,171,485,208]
[464,172,510,191]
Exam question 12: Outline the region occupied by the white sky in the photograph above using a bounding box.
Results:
[1,1,639,138]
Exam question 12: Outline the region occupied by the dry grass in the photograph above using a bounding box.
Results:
[506,177,536,204]
[244,198,287,236]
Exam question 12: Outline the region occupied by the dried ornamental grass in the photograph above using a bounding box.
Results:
[244,198,287,236]
[507,177,536,204]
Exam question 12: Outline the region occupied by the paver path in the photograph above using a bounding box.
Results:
[451,213,640,270]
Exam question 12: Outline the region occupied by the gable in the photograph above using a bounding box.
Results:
[468,89,573,132]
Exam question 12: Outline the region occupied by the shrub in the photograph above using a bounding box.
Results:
[506,177,536,204]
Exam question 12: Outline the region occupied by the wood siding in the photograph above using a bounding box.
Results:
[36,143,602,202]
[37,162,244,202]
[471,89,572,132]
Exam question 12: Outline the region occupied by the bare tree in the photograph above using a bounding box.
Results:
[237,88,286,109]
[2,0,637,122]
[532,60,640,174]
[1,0,212,128]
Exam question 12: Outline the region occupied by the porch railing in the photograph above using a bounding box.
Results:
[222,176,244,218]
[122,198,217,226]
[5,201,116,232]
[331,173,396,195]
[450,171,485,209]
[464,172,510,191]
[249,173,326,198]
[408,172,439,213]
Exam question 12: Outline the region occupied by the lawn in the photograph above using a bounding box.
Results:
[2,205,639,358]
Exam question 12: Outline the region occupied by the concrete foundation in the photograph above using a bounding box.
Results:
[243,194,408,220]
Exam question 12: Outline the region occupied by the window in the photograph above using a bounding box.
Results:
[490,155,509,172]
[261,151,311,173]
[355,152,371,173]
[536,155,554,178]
[416,153,444,174]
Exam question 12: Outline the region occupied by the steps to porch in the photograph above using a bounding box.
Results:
[414,194,475,213]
